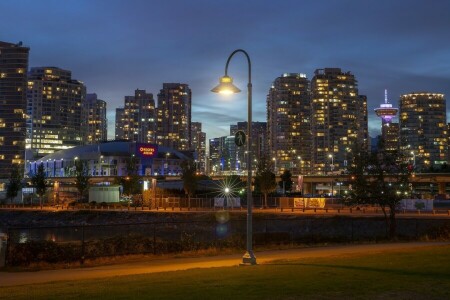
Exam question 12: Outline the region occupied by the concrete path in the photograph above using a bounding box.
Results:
[0,242,448,287]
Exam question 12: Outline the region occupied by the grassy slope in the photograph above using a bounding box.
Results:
[1,245,449,300]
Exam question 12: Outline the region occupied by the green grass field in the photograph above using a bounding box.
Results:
[1,245,449,300]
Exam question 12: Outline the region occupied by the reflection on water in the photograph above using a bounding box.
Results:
[8,227,84,244]
[3,221,236,245]
[19,232,28,243]
[1,227,69,244]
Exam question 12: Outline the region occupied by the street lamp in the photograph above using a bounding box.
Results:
[328,154,334,174]
[410,151,416,168]
[272,157,277,174]
[165,152,170,175]
[211,49,256,265]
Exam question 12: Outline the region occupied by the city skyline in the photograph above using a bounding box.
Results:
[1,0,450,141]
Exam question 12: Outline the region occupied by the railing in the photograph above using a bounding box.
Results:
[1,196,450,216]
[2,216,449,267]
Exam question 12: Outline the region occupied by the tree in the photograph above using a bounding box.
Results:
[278,170,293,194]
[31,163,47,207]
[124,155,140,195]
[254,156,277,208]
[6,164,23,204]
[345,143,411,239]
[75,159,90,203]
[181,159,197,205]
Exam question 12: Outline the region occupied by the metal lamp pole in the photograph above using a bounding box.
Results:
[328,154,334,174]
[211,49,256,265]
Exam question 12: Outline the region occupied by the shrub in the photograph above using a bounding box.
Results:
[8,241,80,266]
[426,224,450,241]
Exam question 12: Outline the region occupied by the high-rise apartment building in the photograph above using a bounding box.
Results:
[0,41,29,178]
[191,121,206,173]
[399,92,447,170]
[115,89,156,143]
[115,108,125,140]
[357,95,369,151]
[311,68,365,174]
[374,90,399,152]
[230,121,267,173]
[85,93,107,144]
[157,83,191,151]
[26,67,86,159]
[267,73,311,175]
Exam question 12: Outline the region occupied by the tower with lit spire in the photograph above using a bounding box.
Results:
[374,90,399,152]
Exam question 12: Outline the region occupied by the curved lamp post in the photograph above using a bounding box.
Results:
[211,49,256,265]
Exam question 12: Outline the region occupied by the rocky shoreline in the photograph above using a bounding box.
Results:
[0,210,223,228]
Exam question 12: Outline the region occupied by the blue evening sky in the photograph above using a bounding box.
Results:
[1,0,450,141]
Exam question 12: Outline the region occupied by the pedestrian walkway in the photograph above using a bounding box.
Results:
[1,242,447,287]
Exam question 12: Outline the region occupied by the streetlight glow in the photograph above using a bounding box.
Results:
[211,75,241,94]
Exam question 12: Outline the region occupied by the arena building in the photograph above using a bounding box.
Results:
[26,141,193,178]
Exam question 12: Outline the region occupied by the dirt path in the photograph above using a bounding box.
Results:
[0,242,448,287]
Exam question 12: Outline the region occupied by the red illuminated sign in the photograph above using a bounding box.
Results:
[136,143,158,158]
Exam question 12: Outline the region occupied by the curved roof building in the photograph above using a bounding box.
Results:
[27,141,192,178]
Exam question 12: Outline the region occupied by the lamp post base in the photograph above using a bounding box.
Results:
[241,250,257,265]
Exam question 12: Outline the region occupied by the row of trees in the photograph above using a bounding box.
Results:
[5,145,409,239]
[3,159,90,205]
[3,155,287,207]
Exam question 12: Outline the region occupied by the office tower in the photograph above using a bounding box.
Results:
[267,73,311,175]
[374,90,399,152]
[115,107,125,140]
[85,93,107,144]
[27,67,86,159]
[191,121,206,173]
[399,92,447,170]
[222,135,237,173]
[0,41,29,179]
[311,68,364,174]
[209,137,221,175]
[157,83,191,151]
[115,89,156,143]
[230,121,267,173]
[208,136,237,175]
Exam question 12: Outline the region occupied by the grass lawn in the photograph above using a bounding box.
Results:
[1,245,449,300]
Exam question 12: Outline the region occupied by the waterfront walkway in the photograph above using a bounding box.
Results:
[1,204,450,218]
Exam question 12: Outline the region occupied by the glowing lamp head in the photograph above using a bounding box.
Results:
[211,75,241,94]
[224,187,230,194]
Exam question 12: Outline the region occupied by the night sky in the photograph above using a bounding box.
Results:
[2,0,450,141]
